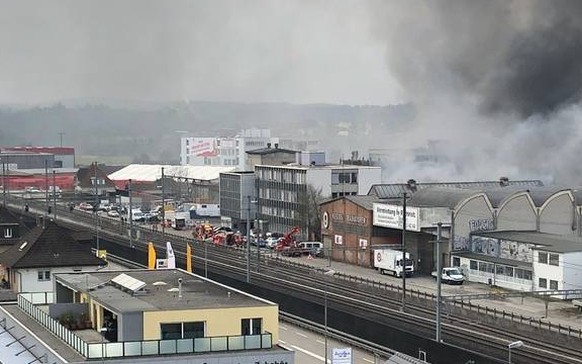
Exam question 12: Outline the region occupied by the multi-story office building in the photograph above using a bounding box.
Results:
[180,129,272,171]
[219,171,257,233]
[255,163,382,237]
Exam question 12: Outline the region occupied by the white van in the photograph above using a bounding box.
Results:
[298,241,324,257]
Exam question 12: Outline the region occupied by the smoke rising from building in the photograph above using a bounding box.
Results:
[368,0,582,185]
[374,0,582,118]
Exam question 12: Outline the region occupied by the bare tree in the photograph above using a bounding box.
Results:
[297,184,325,241]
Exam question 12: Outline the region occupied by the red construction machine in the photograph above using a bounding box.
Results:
[274,226,301,254]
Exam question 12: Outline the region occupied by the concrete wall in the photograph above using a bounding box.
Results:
[497,193,537,231]
[17,265,102,294]
[306,168,331,196]
[119,311,143,342]
[540,192,576,235]
[563,251,582,296]
[356,167,382,195]
[453,195,493,252]
[533,250,564,290]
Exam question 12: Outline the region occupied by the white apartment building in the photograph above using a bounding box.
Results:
[180,129,272,170]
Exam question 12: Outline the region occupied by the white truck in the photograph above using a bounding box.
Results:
[373,248,414,277]
[432,267,465,285]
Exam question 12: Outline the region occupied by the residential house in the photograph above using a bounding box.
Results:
[0,219,105,295]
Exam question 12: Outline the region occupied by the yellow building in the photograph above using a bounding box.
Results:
[51,268,289,361]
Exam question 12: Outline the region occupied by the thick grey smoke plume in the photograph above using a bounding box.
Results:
[374,0,582,118]
[366,0,582,185]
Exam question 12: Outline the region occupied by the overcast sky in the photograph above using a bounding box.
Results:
[0,0,403,106]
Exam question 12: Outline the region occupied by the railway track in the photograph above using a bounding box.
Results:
[10,198,582,363]
[104,231,582,363]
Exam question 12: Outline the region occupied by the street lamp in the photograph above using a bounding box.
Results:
[508,340,523,364]
[245,196,257,283]
[435,222,443,343]
[323,269,336,364]
[401,191,408,311]
[1,157,6,207]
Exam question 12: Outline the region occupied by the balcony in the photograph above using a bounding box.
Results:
[17,294,273,359]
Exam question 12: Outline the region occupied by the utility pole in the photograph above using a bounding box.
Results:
[129,179,134,248]
[436,222,442,342]
[58,132,65,147]
[45,159,49,214]
[52,171,57,219]
[401,191,407,311]
[246,195,251,283]
[94,163,100,252]
[2,158,6,207]
[161,167,165,237]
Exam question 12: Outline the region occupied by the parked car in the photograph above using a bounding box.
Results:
[266,237,282,249]
[79,202,94,211]
[297,241,324,257]
[432,267,465,285]
[251,237,267,248]
[107,210,120,218]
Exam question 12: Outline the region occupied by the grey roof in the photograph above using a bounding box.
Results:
[480,187,533,207]
[452,251,533,268]
[475,231,582,254]
[0,220,104,268]
[527,186,574,206]
[367,180,543,199]
[56,269,275,313]
[345,195,381,210]
[407,188,480,209]
[246,147,297,155]
[321,195,381,210]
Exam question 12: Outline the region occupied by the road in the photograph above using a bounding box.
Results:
[279,322,385,364]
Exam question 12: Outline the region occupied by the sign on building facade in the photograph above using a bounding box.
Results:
[372,203,420,232]
[332,347,353,364]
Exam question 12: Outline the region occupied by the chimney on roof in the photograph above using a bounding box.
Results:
[499,177,509,187]
[407,179,417,192]
[274,143,279,149]
[267,143,271,149]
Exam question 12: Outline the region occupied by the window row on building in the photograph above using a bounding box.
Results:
[256,169,306,184]
[259,188,299,203]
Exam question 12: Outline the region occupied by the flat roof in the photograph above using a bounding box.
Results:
[255,164,380,171]
[474,231,582,254]
[452,251,533,268]
[55,269,275,313]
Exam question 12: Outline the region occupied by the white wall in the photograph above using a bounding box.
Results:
[562,251,582,296]
[533,250,564,291]
[453,195,493,251]
[496,194,537,231]
[306,169,331,196]
[539,192,576,235]
[356,167,382,195]
[17,266,101,294]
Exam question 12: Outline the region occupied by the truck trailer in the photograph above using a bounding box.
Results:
[373,248,414,277]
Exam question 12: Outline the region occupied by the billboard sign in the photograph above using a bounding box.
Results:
[373,203,420,231]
